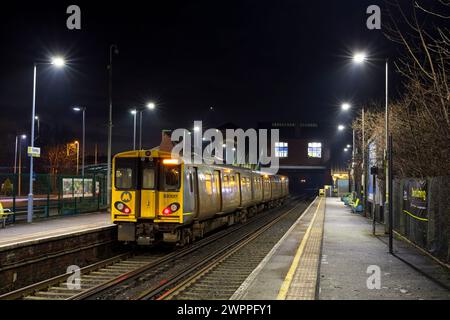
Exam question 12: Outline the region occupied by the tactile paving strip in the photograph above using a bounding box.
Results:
[285,199,325,300]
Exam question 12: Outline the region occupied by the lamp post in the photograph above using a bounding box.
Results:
[131,109,137,150]
[352,52,390,228]
[15,135,27,196]
[74,141,80,175]
[73,107,86,177]
[107,44,119,210]
[27,56,65,223]
[341,100,367,214]
[34,116,40,141]
[14,134,27,174]
[138,102,156,150]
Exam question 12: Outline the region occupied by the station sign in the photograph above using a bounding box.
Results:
[27,146,41,157]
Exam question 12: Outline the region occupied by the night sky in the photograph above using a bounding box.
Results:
[0,0,401,169]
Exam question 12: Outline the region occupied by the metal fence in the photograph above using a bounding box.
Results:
[393,176,450,263]
[0,173,107,222]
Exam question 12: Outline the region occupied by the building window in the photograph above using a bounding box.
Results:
[275,142,288,158]
[308,142,322,158]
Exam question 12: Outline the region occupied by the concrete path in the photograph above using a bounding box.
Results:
[319,197,450,300]
[0,211,113,248]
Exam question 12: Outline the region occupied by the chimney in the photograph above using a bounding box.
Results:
[159,130,174,153]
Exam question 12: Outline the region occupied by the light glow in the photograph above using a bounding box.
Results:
[341,103,351,111]
[51,56,65,67]
[163,158,180,165]
[147,102,155,110]
[353,52,367,64]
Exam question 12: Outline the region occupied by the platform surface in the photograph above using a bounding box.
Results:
[319,197,450,300]
[232,197,450,300]
[0,212,113,249]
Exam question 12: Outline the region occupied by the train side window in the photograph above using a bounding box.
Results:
[204,173,213,195]
[223,175,229,189]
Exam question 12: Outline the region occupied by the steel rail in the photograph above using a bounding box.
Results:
[73,196,304,300]
[134,199,309,300]
[1,196,304,300]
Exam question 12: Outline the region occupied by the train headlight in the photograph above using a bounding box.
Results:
[162,202,180,215]
[114,201,131,214]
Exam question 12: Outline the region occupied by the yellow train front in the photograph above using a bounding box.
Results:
[112,149,289,245]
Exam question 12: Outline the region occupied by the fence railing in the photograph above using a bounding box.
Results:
[392,176,449,263]
[0,173,107,223]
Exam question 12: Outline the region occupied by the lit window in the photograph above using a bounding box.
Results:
[275,142,288,158]
[308,142,322,158]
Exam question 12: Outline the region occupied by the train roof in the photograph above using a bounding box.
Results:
[113,149,287,179]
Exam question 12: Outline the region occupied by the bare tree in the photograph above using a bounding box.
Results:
[353,1,450,178]
[43,144,77,175]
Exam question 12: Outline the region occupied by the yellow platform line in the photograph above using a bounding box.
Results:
[277,196,322,300]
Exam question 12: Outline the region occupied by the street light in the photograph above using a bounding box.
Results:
[346,144,351,148]
[338,124,345,131]
[34,116,40,141]
[27,56,65,223]
[72,106,86,177]
[344,148,349,152]
[73,141,80,175]
[131,109,137,150]
[352,52,367,64]
[138,102,156,150]
[341,103,351,111]
[51,56,65,67]
[352,51,390,242]
[107,44,119,211]
[14,134,27,196]
[14,134,27,174]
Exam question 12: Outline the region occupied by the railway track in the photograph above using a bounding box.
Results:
[134,197,311,300]
[0,196,309,300]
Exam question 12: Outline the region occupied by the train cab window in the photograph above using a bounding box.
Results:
[161,164,181,191]
[115,158,137,190]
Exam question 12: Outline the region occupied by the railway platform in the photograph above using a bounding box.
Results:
[232,197,450,300]
[0,211,113,249]
[0,211,116,294]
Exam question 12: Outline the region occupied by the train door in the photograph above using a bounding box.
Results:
[236,173,242,206]
[213,170,222,212]
[183,166,196,216]
[193,167,199,215]
[140,159,157,218]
